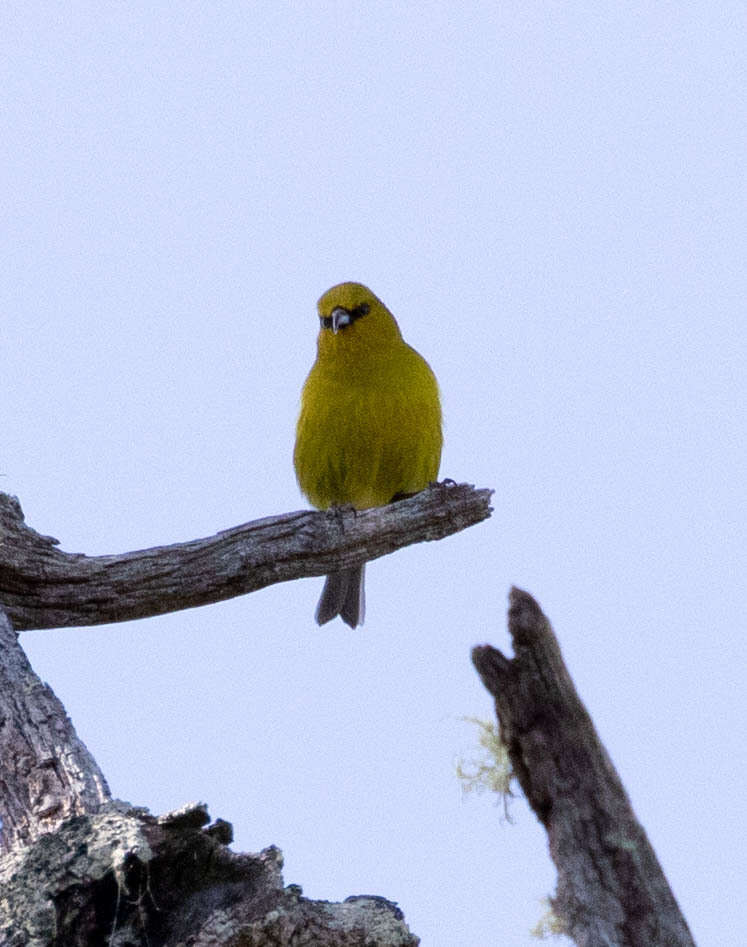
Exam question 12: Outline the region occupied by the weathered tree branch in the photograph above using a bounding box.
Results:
[472,588,695,947]
[0,483,492,631]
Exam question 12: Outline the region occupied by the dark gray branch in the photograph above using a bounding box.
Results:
[0,483,492,631]
[0,604,111,853]
[472,588,695,947]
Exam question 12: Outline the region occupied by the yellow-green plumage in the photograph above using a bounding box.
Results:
[294,282,442,628]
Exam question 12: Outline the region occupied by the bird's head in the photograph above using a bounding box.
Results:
[316,282,402,356]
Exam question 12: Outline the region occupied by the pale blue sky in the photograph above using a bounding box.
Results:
[3,3,745,944]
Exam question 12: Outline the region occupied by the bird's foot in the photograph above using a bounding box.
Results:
[327,503,357,532]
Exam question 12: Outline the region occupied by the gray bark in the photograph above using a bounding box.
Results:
[472,588,695,947]
[2,489,694,944]
[0,597,422,946]
[0,800,417,946]
[0,604,110,853]
[0,484,492,631]
[2,486,489,943]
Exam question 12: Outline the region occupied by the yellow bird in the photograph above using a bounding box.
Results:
[294,281,443,627]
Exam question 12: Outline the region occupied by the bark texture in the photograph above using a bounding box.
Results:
[0,484,492,631]
[0,801,417,946]
[0,605,110,853]
[472,588,695,947]
[0,600,418,944]
[1,487,461,943]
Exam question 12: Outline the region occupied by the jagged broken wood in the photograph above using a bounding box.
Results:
[472,588,695,947]
[0,482,492,631]
[0,799,417,946]
[0,600,418,944]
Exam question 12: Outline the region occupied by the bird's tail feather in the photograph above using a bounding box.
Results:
[315,564,365,628]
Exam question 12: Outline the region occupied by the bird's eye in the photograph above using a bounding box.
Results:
[319,302,370,333]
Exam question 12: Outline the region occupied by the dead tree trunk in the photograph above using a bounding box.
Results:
[472,588,695,947]
[0,601,419,946]
[1,485,493,945]
[2,491,693,944]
